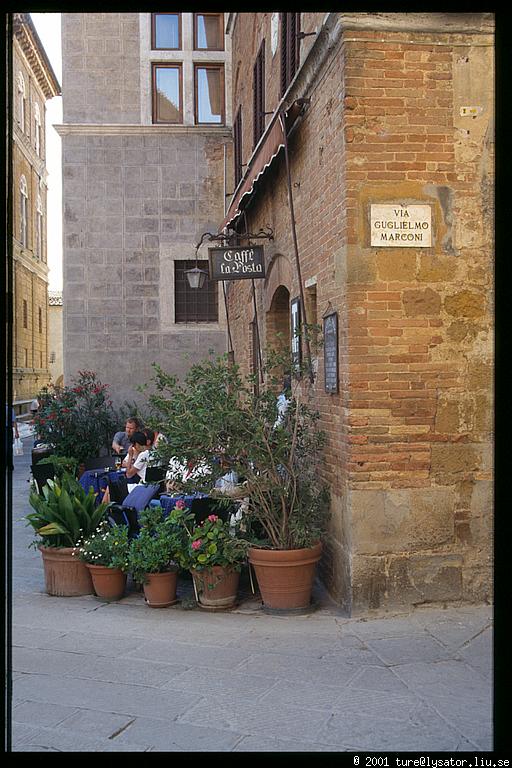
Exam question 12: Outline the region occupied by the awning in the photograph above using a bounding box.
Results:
[220,100,306,232]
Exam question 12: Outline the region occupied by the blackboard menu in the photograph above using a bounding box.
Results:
[208,246,266,281]
[323,310,338,394]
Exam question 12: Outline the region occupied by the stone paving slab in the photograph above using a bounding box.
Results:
[113,716,244,752]
[11,723,148,752]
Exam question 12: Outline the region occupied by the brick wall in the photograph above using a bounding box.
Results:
[226,13,493,613]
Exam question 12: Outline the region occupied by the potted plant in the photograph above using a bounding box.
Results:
[77,520,130,601]
[145,348,329,612]
[25,471,112,596]
[175,511,250,610]
[33,370,119,470]
[127,504,193,608]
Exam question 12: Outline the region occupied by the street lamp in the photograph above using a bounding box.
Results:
[184,248,209,289]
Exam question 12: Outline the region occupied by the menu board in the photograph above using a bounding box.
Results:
[323,310,338,394]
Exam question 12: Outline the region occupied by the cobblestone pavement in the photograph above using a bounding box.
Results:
[9,439,493,752]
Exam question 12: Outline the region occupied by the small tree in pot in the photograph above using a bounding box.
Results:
[144,348,329,611]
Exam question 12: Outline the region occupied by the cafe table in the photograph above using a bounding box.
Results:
[79,467,126,503]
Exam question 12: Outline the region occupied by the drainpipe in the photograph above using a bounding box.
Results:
[280,111,314,384]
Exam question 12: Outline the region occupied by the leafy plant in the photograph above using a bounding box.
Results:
[145,349,330,550]
[37,454,79,478]
[34,370,118,464]
[77,520,130,570]
[127,503,194,585]
[25,471,111,549]
[175,513,250,573]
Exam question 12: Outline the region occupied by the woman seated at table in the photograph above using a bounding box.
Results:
[102,431,150,503]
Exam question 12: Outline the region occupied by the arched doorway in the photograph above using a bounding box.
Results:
[266,285,290,354]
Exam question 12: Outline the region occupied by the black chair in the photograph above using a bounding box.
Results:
[83,455,117,471]
[31,463,56,496]
[191,497,233,525]
[107,474,129,504]
[145,466,166,485]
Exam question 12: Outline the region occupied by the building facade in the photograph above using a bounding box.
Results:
[12,13,60,404]
[58,12,232,406]
[222,13,494,613]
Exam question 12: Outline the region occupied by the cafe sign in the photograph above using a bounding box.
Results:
[208,245,266,281]
[370,204,432,247]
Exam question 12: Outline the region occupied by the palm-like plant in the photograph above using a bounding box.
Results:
[25,472,111,548]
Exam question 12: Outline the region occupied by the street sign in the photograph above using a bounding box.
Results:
[208,245,266,281]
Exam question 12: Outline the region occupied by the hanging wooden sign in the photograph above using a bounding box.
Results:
[208,246,266,281]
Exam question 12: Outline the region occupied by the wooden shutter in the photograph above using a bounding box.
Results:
[234,108,243,186]
[280,13,300,96]
[253,41,265,147]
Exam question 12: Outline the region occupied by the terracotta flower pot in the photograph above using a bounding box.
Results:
[248,542,323,611]
[192,566,240,610]
[86,564,126,601]
[142,570,178,608]
[39,546,94,597]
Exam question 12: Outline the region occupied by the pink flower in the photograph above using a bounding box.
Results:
[191,539,202,550]
[174,500,186,510]
[207,514,218,522]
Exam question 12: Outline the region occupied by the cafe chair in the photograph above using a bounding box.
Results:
[31,463,56,496]
[83,455,118,471]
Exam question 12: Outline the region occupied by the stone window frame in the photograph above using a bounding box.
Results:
[36,194,43,260]
[34,101,42,156]
[193,13,225,52]
[151,62,184,124]
[193,62,225,125]
[151,12,182,51]
[20,175,28,248]
[17,71,26,132]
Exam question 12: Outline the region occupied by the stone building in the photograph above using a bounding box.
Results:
[12,13,61,404]
[48,290,64,388]
[220,13,494,613]
[57,12,232,406]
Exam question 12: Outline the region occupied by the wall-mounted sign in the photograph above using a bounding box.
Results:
[208,245,266,281]
[323,310,338,394]
[370,204,432,247]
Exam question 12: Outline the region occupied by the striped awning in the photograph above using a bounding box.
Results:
[220,100,305,232]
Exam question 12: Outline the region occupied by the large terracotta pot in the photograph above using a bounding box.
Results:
[86,564,126,601]
[39,546,94,597]
[248,542,323,610]
[192,566,240,610]
[142,570,178,608]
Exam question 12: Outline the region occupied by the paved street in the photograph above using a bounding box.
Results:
[9,437,493,752]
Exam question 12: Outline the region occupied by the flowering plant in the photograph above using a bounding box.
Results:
[127,503,194,584]
[175,512,249,572]
[77,520,130,570]
[34,370,118,464]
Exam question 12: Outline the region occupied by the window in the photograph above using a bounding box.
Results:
[280,13,300,96]
[34,102,41,156]
[253,41,266,147]
[38,306,43,334]
[40,350,43,368]
[36,195,43,260]
[152,13,181,49]
[49,351,56,364]
[194,13,224,50]
[175,261,218,323]
[152,64,182,124]
[23,300,28,329]
[234,108,243,187]
[17,72,26,131]
[194,65,224,124]
[20,176,28,248]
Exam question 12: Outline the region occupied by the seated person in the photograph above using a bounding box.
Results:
[112,417,143,455]
[124,431,151,492]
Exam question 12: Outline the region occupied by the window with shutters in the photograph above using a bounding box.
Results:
[253,41,266,147]
[233,108,243,187]
[174,261,218,323]
[280,13,300,96]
